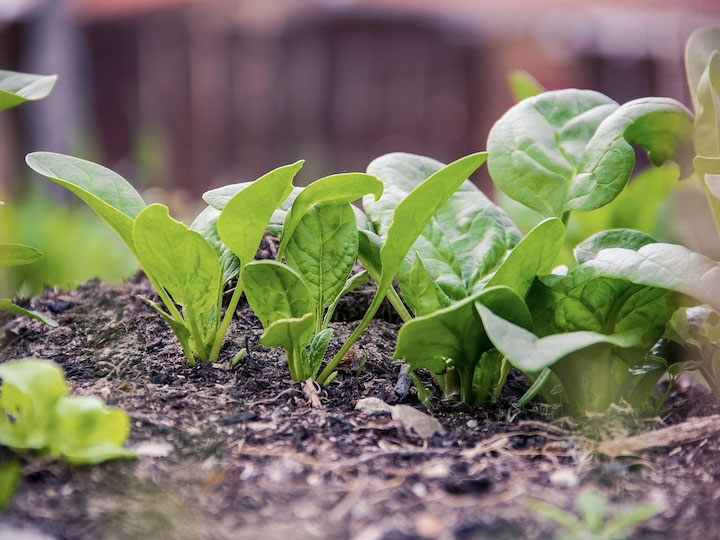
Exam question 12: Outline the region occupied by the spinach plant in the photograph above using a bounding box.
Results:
[363,152,565,404]
[0,358,134,464]
[0,69,57,326]
[25,153,304,365]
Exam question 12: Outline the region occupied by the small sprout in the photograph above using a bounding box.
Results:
[230,348,247,370]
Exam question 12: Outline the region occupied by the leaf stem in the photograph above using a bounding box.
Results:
[386,286,412,322]
[208,282,245,364]
[186,307,208,363]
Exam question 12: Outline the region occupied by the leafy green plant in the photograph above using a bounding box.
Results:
[0,69,57,326]
[0,358,134,464]
[527,489,664,540]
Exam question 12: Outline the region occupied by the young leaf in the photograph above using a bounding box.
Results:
[0,243,42,268]
[285,204,358,312]
[0,299,58,327]
[323,270,370,327]
[0,70,57,111]
[190,206,240,284]
[25,152,146,253]
[309,328,334,378]
[259,313,316,381]
[241,260,314,327]
[365,152,519,300]
[404,253,451,317]
[0,359,68,450]
[133,204,221,313]
[508,69,545,102]
[574,229,656,265]
[277,172,383,259]
[477,304,642,373]
[48,396,135,465]
[217,161,303,265]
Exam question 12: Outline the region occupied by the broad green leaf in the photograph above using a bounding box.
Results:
[565,97,693,212]
[508,70,545,102]
[686,27,720,115]
[484,217,564,297]
[0,243,42,268]
[259,313,315,381]
[487,90,619,217]
[285,204,358,311]
[693,51,720,157]
[0,70,56,111]
[477,304,642,373]
[574,229,656,265]
[365,152,512,300]
[25,152,146,254]
[581,242,720,311]
[309,328,333,378]
[48,396,135,465]
[394,286,531,403]
[488,91,693,217]
[241,260,314,328]
[0,461,20,511]
[190,206,240,284]
[217,161,302,265]
[133,204,221,312]
[404,253,451,316]
[277,172,382,259]
[0,299,58,327]
[0,359,68,450]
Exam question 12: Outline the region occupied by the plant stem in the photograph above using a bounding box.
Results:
[386,286,412,322]
[208,282,244,364]
[186,307,208,363]
[516,367,552,408]
[561,211,570,226]
[146,274,196,365]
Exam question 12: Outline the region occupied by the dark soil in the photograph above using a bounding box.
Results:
[1,273,720,540]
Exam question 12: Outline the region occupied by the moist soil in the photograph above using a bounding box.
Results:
[1,268,720,539]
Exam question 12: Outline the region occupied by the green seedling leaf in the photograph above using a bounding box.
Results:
[358,230,383,282]
[25,153,146,254]
[0,70,57,111]
[0,299,58,327]
[309,328,334,379]
[133,204,221,314]
[365,152,518,301]
[575,490,606,533]
[48,396,135,465]
[285,203,358,312]
[601,503,665,538]
[0,243,42,268]
[190,206,240,285]
[508,69,545,102]
[477,304,642,373]
[241,260,314,327]
[277,172,382,259]
[484,217,564,298]
[404,253,451,317]
[260,313,316,381]
[323,270,370,327]
[487,90,693,218]
[0,359,68,450]
[0,460,20,511]
[218,161,302,265]
[574,229,657,265]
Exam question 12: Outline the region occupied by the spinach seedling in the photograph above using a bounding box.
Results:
[0,358,134,464]
[0,69,57,326]
[25,153,303,365]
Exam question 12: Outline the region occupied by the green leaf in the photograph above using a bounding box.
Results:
[508,70,545,102]
[0,70,56,111]
[366,152,509,299]
[25,152,146,254]
[0,359,68,450]
[692,51,720,157]
[487,91,693,217]
[217,161,302,265]
[526,499,583,533]
[0,299,58,327]
[601,504,665,538]
[565,97,693,212]
[259,313,315,381]
[285,204,358,312]
[686,27,720,117]
[484,217,564,298]
[0,460,20,511]
[309,328,333,379]
[574,229,657,265]
[358,230,383,283]
[241,260,314,328]
[48,396,135,465]
[0,243,42,268]
[575,490,605,533]
[694,156,720,238]
[133,204,221,313]
[190,206,240,285]
[277,172,382,259]
[477,304,642,373]
[323,270,370,327]
[404,253,451,317]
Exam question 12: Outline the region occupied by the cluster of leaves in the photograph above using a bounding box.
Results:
[0,70,57,327]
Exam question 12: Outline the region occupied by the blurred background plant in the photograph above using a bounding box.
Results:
[0,0,719,296]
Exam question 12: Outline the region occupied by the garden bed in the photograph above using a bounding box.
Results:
[1,274,720,540]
